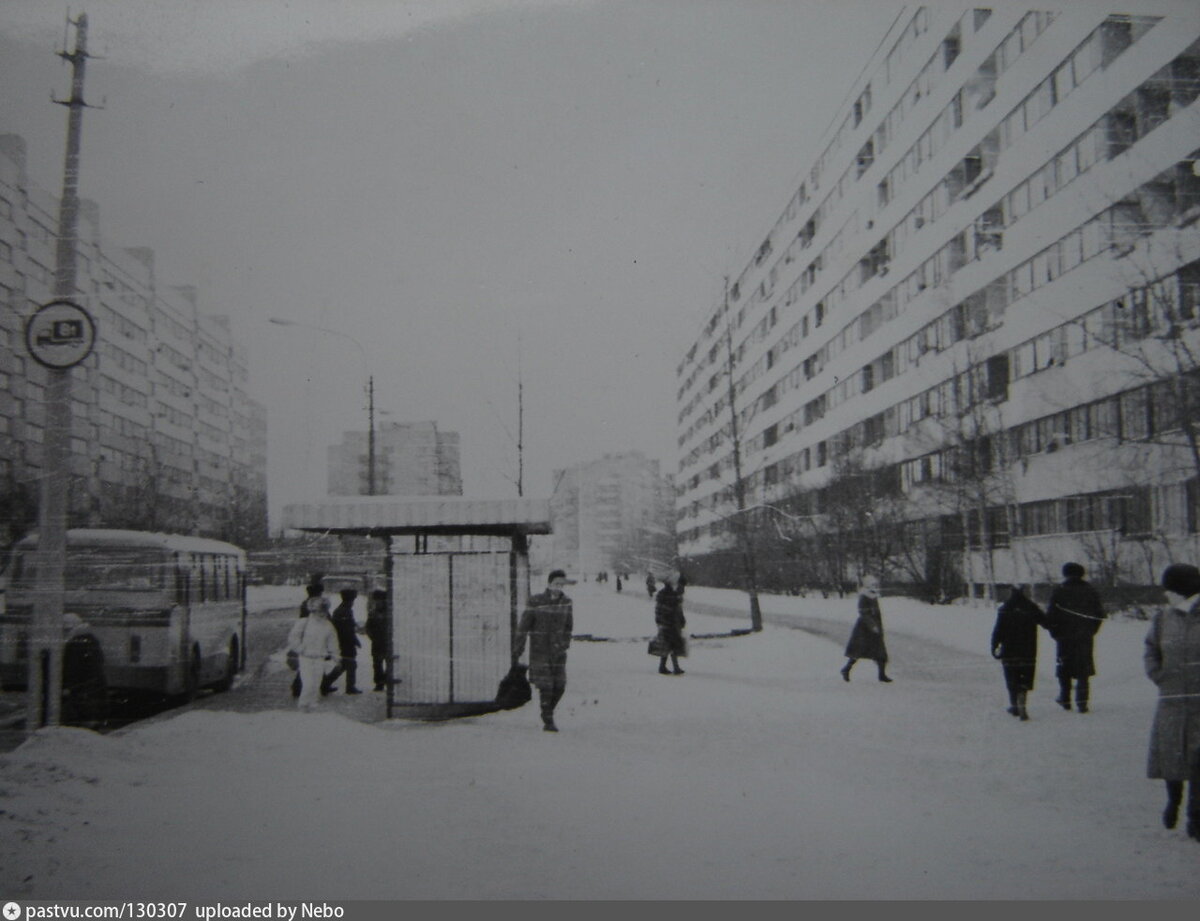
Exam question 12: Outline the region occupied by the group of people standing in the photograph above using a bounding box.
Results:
[286,579,390,712]
[842,560,1200,844]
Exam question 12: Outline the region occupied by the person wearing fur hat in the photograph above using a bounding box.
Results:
[513,569,575,732]
[1044,562,1106,712]
[840,575,892,683]
[287,596,339,713]
[1145,563,1200,840]
[652,568,687,675]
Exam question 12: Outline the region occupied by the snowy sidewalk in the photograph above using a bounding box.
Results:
[1,582,1194,900]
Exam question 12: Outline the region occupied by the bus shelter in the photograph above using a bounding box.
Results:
[281,496,552,719]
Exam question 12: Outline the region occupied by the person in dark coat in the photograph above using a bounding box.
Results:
[365,588,389,692]
[653,569,687,675]
[645,572,656,598]
[841,576,891,682]
[1145,563,1200,840]
[513,569,575,732]
[321,589,363,695]
[990,585,1046,720]
[1044,562,1105,712]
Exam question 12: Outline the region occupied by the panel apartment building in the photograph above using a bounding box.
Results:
[675,8,1200,596]
[0,134,269,546]
[327,420,462,497]
[544,451,676,579]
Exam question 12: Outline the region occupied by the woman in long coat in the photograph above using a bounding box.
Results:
[653,571,687,675]
[990,585,1045,720]
[1145,563,1200,840]
[841,576,891,682]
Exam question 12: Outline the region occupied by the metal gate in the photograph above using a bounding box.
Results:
[390,550,515,705]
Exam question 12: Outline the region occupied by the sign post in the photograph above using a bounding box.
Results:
[24,300,95,729]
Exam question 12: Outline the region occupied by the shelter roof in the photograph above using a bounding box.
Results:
[282,496,553,536]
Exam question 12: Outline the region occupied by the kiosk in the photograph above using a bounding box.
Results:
[282,496,552,719]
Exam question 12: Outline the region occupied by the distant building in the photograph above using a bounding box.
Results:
[327,420,462,496]
[544,451,675,577]
[0,133,268,546]
[675,9,1200,595]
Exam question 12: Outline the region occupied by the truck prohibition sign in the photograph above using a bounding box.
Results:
[25,299,96,369]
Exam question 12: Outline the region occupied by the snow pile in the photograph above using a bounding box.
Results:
[1,583,1197,900]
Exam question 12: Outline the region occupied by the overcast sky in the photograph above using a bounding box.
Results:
[0,0,907,527]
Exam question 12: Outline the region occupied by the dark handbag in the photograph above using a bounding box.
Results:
[495,663,532,710]
[286,650,300,671]
[647,635,667,656]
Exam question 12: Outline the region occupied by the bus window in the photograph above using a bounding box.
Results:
[13,547,170,591]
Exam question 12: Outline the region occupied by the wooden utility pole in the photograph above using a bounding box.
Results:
[29,13,94,729]
[367,375,376,495]
[722,278,763,632]
[516,332,524,497]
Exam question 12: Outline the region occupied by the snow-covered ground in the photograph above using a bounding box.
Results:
[1,581,1196,900]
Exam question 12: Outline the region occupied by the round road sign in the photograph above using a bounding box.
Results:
[25,300,96,369]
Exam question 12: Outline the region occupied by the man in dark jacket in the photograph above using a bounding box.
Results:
[1044,562,1106,712]
[513,569,574,732]
[365,589,389,692]
[991,585,1046,720]
[321,589,363,695]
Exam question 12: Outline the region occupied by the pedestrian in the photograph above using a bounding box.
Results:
[365,588,389,692]
[653,569,687,675]
[291,581,329,699]
[615,574,623,592]
[645,572,656,598]
[990,584,1046,720]
[513,569,575,732]
[321,589,363,695]
[286,595,338,712]
[1144,563,1200,840]
[840,575,892,683]
[1044,562,1106,712]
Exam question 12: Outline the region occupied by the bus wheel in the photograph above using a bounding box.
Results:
[213,638,238,693]
[183,646,203,701]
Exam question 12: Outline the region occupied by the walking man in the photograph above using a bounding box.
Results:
[1044,562,1106,712]
[513,569,575,732]
[322,589,363,695]
[365,588,389,692]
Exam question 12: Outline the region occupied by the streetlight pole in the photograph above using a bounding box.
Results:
[268,317,376,495]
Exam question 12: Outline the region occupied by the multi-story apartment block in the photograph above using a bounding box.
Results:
[544,451,676,578]
[0,133,268,547]
[327,420,462,497]
[675,8,1200,596]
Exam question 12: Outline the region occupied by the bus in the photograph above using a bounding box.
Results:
[0,529,247,698]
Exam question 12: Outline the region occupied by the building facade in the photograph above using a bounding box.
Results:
[544,451,675,578]
[0,133,269,547]
[327,420,462,497]
[675,8,1200,596]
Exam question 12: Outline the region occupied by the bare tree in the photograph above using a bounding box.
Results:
[717,278,764,631]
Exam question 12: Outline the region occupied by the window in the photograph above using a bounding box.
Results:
[1120,388,1151,440]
